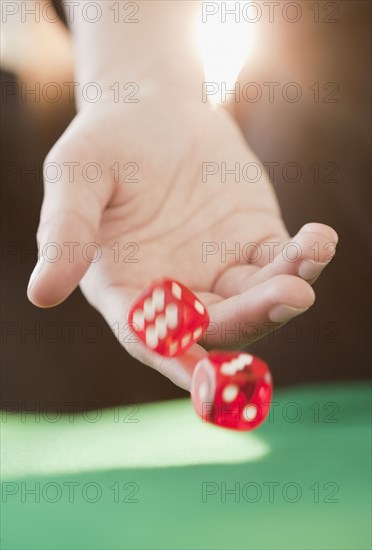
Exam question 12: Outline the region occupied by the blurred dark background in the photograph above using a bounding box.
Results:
[1,0,370,411]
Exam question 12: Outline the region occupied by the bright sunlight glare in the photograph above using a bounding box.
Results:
[194,2,255,104]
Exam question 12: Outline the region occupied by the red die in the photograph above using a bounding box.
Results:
[191,351,272,431]
[128,279,209,357]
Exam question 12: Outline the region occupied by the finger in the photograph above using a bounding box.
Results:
[83,282,207,391]
[27,137,113,307]
[214,223,338,297]
[204,274,315,348]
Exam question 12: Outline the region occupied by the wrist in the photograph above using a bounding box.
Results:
[67,1,205,109]
[74,68,205,112]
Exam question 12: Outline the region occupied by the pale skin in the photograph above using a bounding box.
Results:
[24,1,338,390]
[0,0,74,140]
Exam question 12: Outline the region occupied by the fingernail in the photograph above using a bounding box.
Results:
[27,258,45,293]
[269,305,309,323]
[298,260,329,281]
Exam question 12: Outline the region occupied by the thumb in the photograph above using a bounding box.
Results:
[27,142,111,307]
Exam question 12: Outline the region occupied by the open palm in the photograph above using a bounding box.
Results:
[28,97,337,389]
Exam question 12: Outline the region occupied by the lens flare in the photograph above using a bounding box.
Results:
[194,2,255,104]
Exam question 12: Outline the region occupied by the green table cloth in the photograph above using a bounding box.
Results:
[1,383,371,549]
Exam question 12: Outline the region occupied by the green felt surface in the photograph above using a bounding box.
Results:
[1,383,371,550]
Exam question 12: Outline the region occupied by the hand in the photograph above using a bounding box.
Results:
[27,93,338,390]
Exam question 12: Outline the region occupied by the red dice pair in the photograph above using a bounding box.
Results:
[128,278,272,431]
